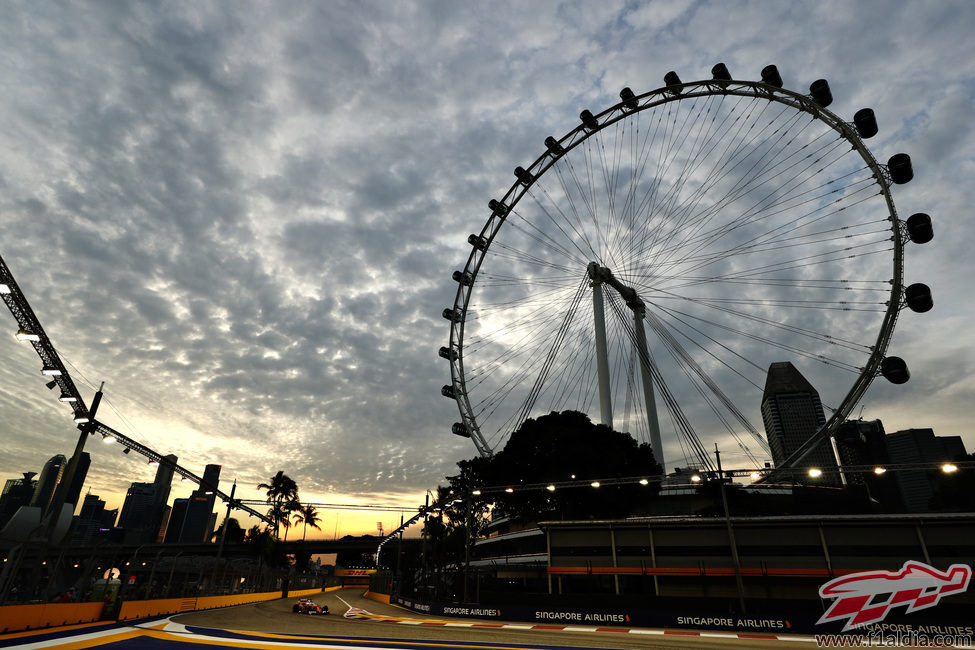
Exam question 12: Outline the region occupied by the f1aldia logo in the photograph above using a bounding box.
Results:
[817,561,971,631]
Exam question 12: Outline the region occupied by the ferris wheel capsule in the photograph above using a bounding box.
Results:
[664,71,682,92]
[442,308,461,323]
[514,166,534,185]
[580,109,598,131]
[854,108,879,138]
[544,136,564,156]
[881,356,910,384]
[906,213,934,243]
[888,153,914,184]
[810,79,833,107]
[711,63,731,81]
[619,87,638,110]
[438,346,457,361]
[761,64,783,87]
[905,283,933,313]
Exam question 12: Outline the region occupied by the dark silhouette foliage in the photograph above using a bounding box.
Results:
[446,410,662,522]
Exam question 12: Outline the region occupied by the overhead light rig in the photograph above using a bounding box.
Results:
[0,251,270,526]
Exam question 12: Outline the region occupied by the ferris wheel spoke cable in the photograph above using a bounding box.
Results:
[635,131,851,277]
[669,221,891,273]
[618,96,675,279]
[648,296,865,364]
[654,304,768,391]
[636,120,842,272]
[510,275,589,434]
[653,239,894,293]
[634,96,784,266]
[655,164,873,272]
[646,283,874,352]
[549,162,603,260]
[466,303,572,386]
[638,94,774,263]
[609,297,714,472]
[486,240,581,274]
[488,230,585,271]
[642,309,767,461]
[655,292,872,354]
[522,185,601,263]
[653,301,864,373]
[507,203,592,267]
[661,173,880,276]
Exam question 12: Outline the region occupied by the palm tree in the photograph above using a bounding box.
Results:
[293,503,322,541]
[257,471,298,538]
[281,499,301,541]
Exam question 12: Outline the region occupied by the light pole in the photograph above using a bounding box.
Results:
[45,384,103,544]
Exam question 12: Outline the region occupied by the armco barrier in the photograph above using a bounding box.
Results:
[364,591,391,604]
[0,587,331,633]
[0,602,104,634]
[118,588,326,621]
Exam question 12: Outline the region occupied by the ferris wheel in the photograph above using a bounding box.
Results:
[441,63,934,473]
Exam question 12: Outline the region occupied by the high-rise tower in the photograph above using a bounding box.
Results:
[179,464,221,543]
[30,454,66,512]
[761,362,840,486]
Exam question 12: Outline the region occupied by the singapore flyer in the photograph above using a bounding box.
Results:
[442,63,932,475]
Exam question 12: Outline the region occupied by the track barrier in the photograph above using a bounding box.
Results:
[0,586,328,633]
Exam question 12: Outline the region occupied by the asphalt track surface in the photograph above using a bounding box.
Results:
[0,588,817,649]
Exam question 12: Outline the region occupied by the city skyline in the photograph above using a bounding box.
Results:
[1,2,974,535]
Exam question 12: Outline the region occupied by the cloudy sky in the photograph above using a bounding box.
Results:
[1,1,973,536]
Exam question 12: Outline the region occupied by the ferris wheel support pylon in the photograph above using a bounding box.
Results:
[588,263,666,470]
[632,304,665,472]
[588,263,613,430]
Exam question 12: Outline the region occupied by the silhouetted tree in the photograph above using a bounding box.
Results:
[213,517,245,544]
[450,410,662,522]
[293,504,322,541]
[257,471,299,538]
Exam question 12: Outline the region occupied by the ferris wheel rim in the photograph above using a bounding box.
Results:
[446,76,907,460]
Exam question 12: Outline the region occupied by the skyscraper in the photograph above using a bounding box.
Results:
[0,473,37,528]
[30,454,66,512]
[73,493,108,544]
[153,455,178,508]
[886,428,967,512]
[117,482,158,543]
[165,498,189,543]
[761,362,840,486]
[179,464,221,543]
[834,419,903,510]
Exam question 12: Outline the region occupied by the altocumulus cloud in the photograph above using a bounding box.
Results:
[0,1,973,524]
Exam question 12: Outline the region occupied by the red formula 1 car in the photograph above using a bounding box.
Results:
[293,597,329,615]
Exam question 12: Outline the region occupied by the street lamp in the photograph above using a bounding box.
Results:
[808,468,823,478]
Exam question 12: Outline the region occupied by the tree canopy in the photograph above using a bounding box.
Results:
[442,410,662,523]
[257,470,299,538]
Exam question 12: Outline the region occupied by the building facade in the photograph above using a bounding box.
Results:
[761,362,839,486]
